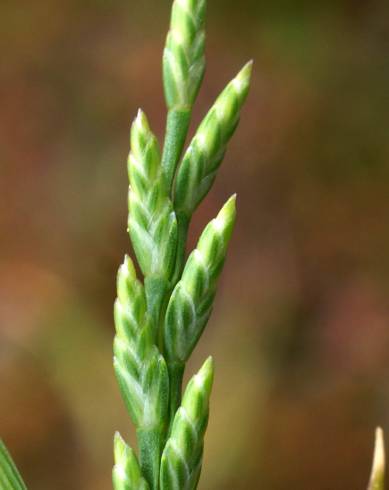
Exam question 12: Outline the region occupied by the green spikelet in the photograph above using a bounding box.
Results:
[114,256,169,429]
[113,256,169,489]
[163,196,236,421]
[174,62,252,219]
[160,358,214,490]
[128,109,177,279]
[368,428,385,490]
[0,440,27,490]
[113,433,150,490]
[128,110,178,332]
[163,0,206,111]
[164,196,236,365]
[162,0,207,189]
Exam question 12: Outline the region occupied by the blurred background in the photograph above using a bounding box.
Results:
[1,0,389,488]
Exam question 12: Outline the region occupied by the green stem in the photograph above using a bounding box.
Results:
[171,214,190,286]
[145,275,168,342]
[161,109,191,190]
[168,361,185,433]
[137,427,163,490]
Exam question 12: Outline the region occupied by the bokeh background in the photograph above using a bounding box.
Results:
[1,0,389,488]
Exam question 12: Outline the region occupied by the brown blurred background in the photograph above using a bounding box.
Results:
[1,0,389,488]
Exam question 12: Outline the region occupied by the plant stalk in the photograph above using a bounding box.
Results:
[137,427,163,490]
[145,276,168,342]
[167,361,185,433]
[161,109,191,190]
[171,214,190,286]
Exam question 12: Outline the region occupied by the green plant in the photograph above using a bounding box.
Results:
[113,0,252,487]
[0,1,386,489]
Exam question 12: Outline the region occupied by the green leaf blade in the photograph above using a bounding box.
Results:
[0,440,27,490]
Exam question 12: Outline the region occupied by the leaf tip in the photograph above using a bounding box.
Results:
[235,60,253,88]
[369,427,385,490]
[197,355,214,388]
[215,195,237,231]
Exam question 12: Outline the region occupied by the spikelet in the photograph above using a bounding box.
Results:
[113,433,150,490]
[163,0,207,112]
[128,110,178,332]
[164,196,236,364]
[160,358,214,490]
[174,62,252,219]
[113,256,169,431]
[161,0,207,189]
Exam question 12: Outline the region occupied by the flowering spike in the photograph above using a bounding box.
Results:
[113,1,250,488]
